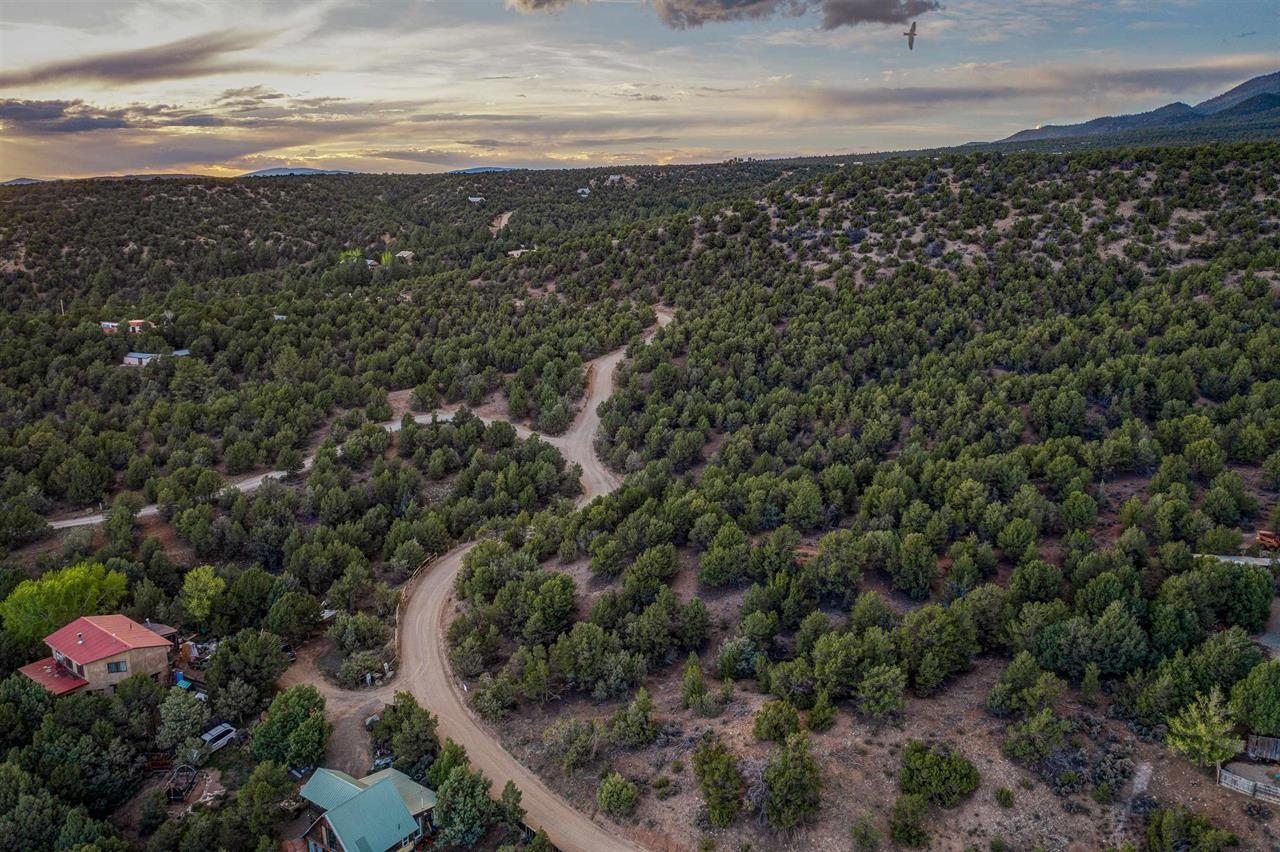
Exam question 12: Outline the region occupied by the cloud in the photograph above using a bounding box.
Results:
[0,29,274,88]
[769,55,1280,122]
[818,0,943,28]
[508,0,940,28]
[0,99,130,133]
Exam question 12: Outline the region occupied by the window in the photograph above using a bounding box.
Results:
[107,661,128,674]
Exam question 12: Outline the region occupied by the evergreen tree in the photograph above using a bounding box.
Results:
[763,731,822,829]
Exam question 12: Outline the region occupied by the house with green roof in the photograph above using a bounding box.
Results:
[299,767,437,852]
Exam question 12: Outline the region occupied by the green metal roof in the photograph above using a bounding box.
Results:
[300,768,364,812]
[324,777,418,852]
[364,768,439,814]
[301,767,437,852]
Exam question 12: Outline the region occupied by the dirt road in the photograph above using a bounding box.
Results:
[276,310,673,850]
[50,312,675,849]
[389,317,672,851]
[49,310,672,533]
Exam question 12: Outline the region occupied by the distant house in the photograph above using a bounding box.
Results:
[273,313,288,321]
[100,321,120,334]
[123,349,190,367]
[127,319,154,335]
[507,247,536,258]
[20,614,172,696]
[365,259,379,268]
[299,768,437,852]
[467,196,485,203]
[577,187,591,197]
[394,250,415,264]
[606,174,623,185]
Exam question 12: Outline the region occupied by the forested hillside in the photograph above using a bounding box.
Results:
[1,142,1277,851]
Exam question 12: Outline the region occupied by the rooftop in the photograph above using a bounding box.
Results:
[302,768,437,852]
[46,614,172,664]
[19,656,89,695]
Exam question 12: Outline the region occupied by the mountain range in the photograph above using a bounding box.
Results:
[241,167,356,177]
[999,70,1280,143]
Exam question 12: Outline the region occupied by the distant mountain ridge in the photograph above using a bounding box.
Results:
[1000,70,1280,143]
[1194,71,1280,114]
[448,166,518,174]
[240,167,356,177]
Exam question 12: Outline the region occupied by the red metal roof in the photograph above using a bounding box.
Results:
[46,614,173,664]
[19,656,88,695]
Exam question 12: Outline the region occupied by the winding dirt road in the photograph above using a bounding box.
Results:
[391,316,669,852]
[51,310,672,850]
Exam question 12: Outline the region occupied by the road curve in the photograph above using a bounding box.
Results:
[393,315,671,852]
[51,311,673,850]
[48,311,669,531]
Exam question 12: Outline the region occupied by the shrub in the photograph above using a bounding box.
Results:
[889,793,929,848]
[763,732,823,829]
[995,787,1014,808]
[597,772,639,819]
[1144,806,1237,852]
[899,741,980,809]
[693,734,743,828]
[542,718,601,773]
[851,812,881,851]
[807,690,836,732]
[1002,708,1069,765]
[753,699,801,742]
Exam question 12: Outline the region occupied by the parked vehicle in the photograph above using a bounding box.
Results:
[200,723,238,753]
[364,712,381,731]
[370,755,395,772]
[288,764,314,781]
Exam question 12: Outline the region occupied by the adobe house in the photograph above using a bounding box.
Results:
[19,614,172,696]
[299,768,437,852]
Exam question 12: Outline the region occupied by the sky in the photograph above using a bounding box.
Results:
[0,0,1275,179]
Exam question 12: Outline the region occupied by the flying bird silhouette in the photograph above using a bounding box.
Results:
[904,21,917,50]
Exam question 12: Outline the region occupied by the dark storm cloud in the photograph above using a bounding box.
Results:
[0,99,130,133]
[508,0,940,28]
[0,30,273,88]
[817,0,943,28]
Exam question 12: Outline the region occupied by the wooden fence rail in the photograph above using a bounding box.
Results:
[1246,734,1280,762]
[1218,767,1280,805]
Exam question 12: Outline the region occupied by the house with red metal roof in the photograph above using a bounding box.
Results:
[19,614,173,696]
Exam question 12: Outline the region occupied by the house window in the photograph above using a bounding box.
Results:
[107,661,128,674]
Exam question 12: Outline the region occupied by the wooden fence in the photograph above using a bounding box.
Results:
[1217,766,1280,805]
[1246,735,1280,762]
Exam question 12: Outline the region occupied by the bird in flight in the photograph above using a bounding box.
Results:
[904,21,917,50]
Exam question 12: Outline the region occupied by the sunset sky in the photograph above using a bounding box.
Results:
[0,0,1275,179]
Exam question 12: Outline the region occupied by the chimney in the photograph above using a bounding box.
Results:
[77,632,84,644]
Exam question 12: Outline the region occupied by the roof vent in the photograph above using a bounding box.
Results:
[76,632,84,644]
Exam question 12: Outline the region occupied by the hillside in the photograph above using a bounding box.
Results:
[1000,70,1280,144]
[0,141,1277,852]
[1195,70,1280,113]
